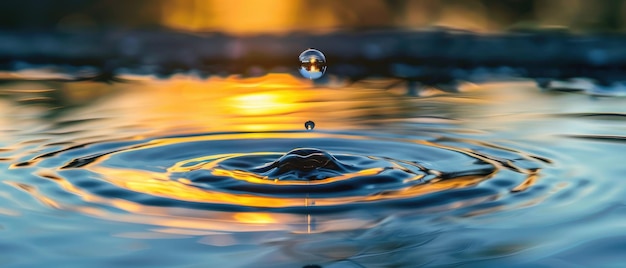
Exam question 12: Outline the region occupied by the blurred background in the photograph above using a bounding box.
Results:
[1,0,625,93]
[1,0,626,33]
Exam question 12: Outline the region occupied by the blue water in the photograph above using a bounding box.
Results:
[0,76,625,267]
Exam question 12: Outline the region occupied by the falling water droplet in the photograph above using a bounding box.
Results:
[304,120,315,131]
[299,48,327,80]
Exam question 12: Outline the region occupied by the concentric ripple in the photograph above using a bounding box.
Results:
[5,77,626,267]
[12,130,549,218]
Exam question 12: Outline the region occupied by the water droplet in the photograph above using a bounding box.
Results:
[304,120,315,130]
[299,48,327,80]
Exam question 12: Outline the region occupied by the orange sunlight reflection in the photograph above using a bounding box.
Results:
[0,75,552,235]
[233,212,278,224]
[88,164,493,210]
[108,73,401,135]
[230,91,300,116]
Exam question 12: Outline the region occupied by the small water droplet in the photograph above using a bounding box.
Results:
[304,120,315,130]
[299,48,327,80]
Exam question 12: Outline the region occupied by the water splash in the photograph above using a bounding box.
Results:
[10,129,548,219]
[251,148,350,179]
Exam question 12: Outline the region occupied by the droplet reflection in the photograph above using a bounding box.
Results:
[299,48,327,80]
[305,120,315,130]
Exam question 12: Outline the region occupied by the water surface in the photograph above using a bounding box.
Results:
[0,74,625,267]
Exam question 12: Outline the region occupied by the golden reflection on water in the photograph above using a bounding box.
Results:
[233,212,278,224]
[0,73,552,234]
[18,126,507,234]
[87,73,414,136]
[41,164,496,233]
[87,164,490,208]
[35,168,382,233]
[1,73,496,139]
[57,129,503,225]
[230,92,299,116]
